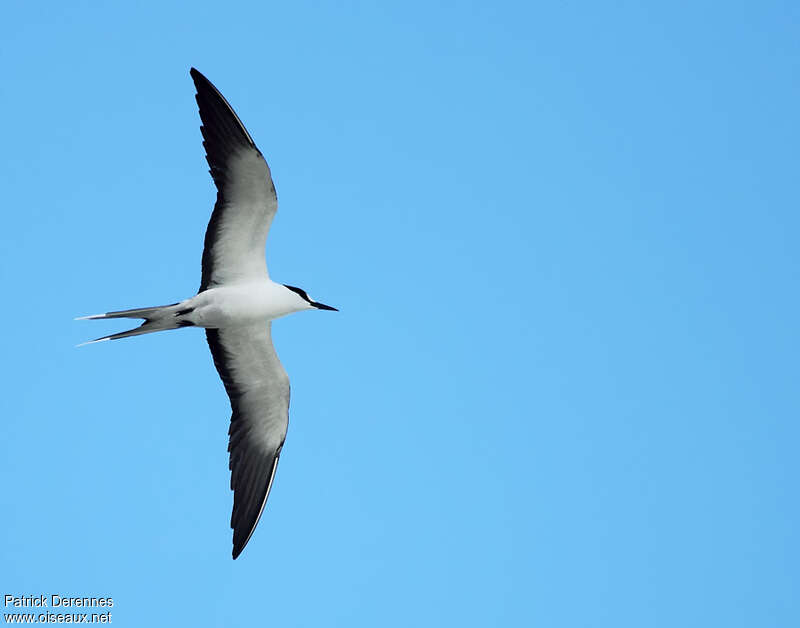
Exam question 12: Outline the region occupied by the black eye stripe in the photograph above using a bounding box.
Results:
[283,284,311,302]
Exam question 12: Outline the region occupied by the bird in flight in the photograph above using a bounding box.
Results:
[78,68,337,559]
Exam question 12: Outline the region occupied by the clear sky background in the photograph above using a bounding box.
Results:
[1,1,798,626]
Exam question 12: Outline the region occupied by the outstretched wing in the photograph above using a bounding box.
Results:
[191,68,278,291]
[206,323,290,559]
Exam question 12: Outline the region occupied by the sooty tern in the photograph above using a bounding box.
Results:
[78,68,337,559]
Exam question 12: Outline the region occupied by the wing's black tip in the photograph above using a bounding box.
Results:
[189,66,258,172]
[189,67,211,90]
[227,450,281,561]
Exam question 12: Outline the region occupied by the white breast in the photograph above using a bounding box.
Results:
[188,281,306,328]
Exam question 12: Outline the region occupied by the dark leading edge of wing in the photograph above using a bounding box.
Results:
[190,68,275,292]
[191,69,287,559]
[206,327,288,559]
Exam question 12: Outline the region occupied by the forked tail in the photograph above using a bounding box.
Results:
[76,302,194,345]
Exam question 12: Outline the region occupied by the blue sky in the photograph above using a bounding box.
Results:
[1,1,798,625]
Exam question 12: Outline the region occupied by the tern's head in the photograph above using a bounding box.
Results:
[283,285,338,312]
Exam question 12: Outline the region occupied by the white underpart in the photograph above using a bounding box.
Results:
[186,281,313,328]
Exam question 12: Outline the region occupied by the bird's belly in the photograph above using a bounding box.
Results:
[188,283,292,328]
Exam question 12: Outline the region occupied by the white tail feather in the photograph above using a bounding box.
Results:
[75,337,111,348]
[74,314,107,321]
